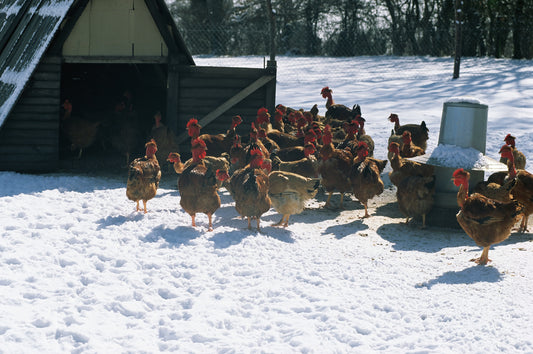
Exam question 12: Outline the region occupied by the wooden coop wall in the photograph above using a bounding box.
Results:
[0,57,61,172]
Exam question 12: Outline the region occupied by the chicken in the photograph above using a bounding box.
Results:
[60,99,101,159]
[499,134,526,170]
[349,142,387,218]
[388,113,429,151]
[272,108,285,133]
[171,138,229,231]
[274,129,317,161]
[258,127,280,153]
[268,171,321,227]
[126,139,162,213]
[400,131,425,158]
[229,148,271,231]
[473,178,516,203]
[388,142,434,188]
[228,134,247,173]
[309,103,324,122]
[318,124,353,209]
[320,86,360,123]
[500,145,533,232]
[396,175,435,228]
[387,129,403,162]
[187,116,242,157]
[271,143,320,178]
[186,118,201,139]
[255,107,272,132]
[168,151,230,189]
[244,123,270,164]
[452,168,524,265]
[336,120,358,151]
[149,111,179,168]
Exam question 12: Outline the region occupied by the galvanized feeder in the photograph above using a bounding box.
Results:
[410,98,507,209]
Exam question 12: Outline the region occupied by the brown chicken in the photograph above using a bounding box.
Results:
[171,138,229,231]
[452,168,523,265]
[61,99,101,159]
[255,107,272,132]
[500,145,533,232]
[268,171,320,227]
[244,123,270,164]
[272,129,317,162]
[271,143,320,178]
[388,113,429,151]
[396,175,435,228]
[388,142,434,188]
[349,142,387,218]
[187,116,242,157]
[150,111,179,168]
[228,134,247,173]
[400,131,425,158]
[126,139,162,213]
[258,127,280,152]
[320,86,360,123]
[272,108,286,132]
[318,124,353,209]
[473,178,516,203]
[499,134,526,170]
[229,148,271,231]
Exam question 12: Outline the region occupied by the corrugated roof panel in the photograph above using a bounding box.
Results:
[0,0,25,48]
[0,0,75,127]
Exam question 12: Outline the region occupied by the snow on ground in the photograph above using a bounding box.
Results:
[0,56,532,353]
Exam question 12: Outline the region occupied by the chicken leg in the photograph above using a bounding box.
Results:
[274,215,290,227]
[142,200,148,214]
[361,203,370,218]
[191,214,196,227]
[324,192,333,208]
[471,247,491,265]
[207,213,213,231]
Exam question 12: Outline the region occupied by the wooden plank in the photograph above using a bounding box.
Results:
[176,74,274,143]
[62,56,168,64]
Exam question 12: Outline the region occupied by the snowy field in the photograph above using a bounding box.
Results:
[0,56,532,353]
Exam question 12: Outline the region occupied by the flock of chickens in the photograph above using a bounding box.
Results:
[123,87,532,265]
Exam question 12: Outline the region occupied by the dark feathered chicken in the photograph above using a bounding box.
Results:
[318,125,353,209]
[173,138,229,231]
[500,145,533,232]
[350,142,387,218]
[229,148,271,231]
[452,168,523,265]
[388,142,434,188]
[499,134,526,170]
[397,175,435,228]
[388,113,429,151]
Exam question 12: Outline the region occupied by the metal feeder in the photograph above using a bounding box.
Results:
[410,98,507,209]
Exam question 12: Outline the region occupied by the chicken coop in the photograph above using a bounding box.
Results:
[0,0,276,173]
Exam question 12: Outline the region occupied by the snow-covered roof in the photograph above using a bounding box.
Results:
[0,0,75,128]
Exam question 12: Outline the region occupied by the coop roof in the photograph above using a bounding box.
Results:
[0,0,194,129]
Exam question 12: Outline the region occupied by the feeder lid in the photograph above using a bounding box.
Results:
[444,96,488,107]
[408,144,508,172]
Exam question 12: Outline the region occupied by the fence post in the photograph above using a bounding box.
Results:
[453,0,463,79]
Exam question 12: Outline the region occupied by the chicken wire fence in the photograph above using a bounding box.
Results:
[179,23,496,83]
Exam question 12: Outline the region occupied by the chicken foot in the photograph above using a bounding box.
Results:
[470,247,491,265]
[142,200,148,214]
[273,215,290,227]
